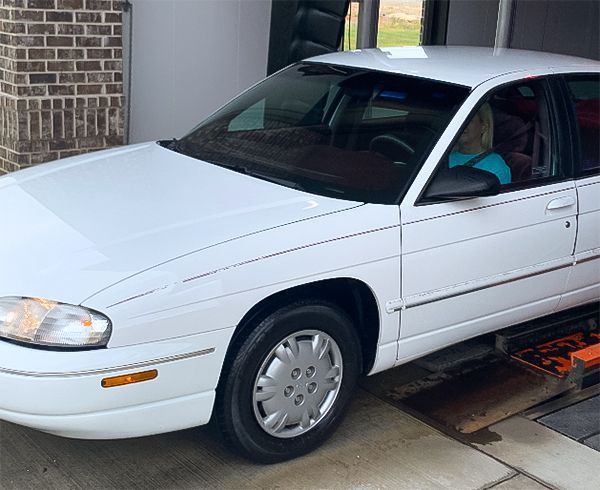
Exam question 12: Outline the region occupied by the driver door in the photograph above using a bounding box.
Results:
[395,75,577,363]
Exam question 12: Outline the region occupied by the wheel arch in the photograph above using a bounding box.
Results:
[223,277,381,377]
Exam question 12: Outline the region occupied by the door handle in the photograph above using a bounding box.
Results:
[546,196,575,211]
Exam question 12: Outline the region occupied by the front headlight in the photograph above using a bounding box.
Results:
[0,297,111,349]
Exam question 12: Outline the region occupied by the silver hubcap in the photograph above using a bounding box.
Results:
[252,329,343,438]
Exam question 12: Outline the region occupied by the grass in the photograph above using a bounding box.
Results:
[342,2,423,50]
[377,23,421,47]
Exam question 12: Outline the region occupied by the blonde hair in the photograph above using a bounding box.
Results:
[477,102,494,150]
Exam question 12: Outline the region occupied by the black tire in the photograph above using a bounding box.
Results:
[215,299,361,463]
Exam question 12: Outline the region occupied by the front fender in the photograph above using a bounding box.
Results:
[83,204,401,350]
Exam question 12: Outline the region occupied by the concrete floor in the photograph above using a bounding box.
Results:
[1,387,599,489]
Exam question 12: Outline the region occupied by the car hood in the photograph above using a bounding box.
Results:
[0,143,361,305]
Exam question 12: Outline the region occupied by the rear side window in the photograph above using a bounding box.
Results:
[564,74,600,177]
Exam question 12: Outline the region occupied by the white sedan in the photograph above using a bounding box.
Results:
[1,47,598,463]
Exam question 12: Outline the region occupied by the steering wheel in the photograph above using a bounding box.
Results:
[369,134,416,163]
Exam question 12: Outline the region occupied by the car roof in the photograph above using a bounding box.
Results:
[309,46,599,88]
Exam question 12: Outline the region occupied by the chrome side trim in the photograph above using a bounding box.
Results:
[574,248,600,266]
[576,179,600,189]
[385,298,405,314]
[0,348,215,378]
[108,223,401,308]
[181,224,400,284]
[389,257,574,312]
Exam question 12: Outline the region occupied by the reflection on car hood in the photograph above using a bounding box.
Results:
[0,143,361,305]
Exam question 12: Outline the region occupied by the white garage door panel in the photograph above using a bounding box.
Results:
[127,0,271,143]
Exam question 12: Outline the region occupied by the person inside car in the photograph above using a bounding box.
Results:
[450,102,512,184]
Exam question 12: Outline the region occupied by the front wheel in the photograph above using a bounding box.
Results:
[215,300,361,463]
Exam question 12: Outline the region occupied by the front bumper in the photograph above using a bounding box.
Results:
[0,327,234,439]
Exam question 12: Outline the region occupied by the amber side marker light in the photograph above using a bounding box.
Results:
[101,370,158,388]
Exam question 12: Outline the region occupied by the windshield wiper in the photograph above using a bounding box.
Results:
[214,160,306,192]
[247,170,307,192]
[210,159,251,176]
[159,138,188,154]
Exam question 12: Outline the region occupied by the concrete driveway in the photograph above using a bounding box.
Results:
[1,387,598,489]
[1,389,512,489]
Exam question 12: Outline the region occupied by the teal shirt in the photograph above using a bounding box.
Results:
[449,151,511,185]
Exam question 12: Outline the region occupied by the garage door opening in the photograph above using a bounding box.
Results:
[343,0,425,50]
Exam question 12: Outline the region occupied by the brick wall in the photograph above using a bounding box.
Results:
[0,0,123,174]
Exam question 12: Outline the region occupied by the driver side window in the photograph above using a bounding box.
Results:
[439,78,560,189]
[448,102,512,185]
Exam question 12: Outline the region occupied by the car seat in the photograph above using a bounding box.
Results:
[492,105,533,183]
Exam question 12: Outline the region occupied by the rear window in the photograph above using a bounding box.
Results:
[177,63,469,204]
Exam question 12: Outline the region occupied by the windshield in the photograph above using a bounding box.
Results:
[175,63,469,204]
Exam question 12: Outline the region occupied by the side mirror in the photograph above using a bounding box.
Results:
[421,166,501,202]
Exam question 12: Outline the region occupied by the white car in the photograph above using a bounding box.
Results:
[1,47,598,463]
